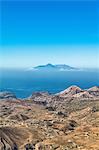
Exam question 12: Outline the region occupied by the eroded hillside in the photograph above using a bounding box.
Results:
[0,86,99,150]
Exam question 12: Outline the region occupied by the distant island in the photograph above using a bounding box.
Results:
[31,63,78,71]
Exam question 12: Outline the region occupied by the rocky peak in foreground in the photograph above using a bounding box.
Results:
[57,85,84,97]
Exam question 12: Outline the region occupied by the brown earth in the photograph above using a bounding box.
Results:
[0,86,99,150]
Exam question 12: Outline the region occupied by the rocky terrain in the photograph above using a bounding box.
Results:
[0,86,99,150]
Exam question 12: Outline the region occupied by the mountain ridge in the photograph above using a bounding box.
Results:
[32,63,77,71]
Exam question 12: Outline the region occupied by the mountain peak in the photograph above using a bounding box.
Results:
[46,63,54,66]
[58,85,83,97]
[87,86,99,92]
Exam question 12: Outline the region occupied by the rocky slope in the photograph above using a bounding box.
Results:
[0,86,99,150]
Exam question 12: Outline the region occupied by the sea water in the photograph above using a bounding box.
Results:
[0,68,99,98]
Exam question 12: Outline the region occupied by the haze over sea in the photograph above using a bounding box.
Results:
[0,0,99,98]
[0,68,99,98]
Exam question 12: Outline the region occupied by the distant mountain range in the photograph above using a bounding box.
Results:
[32,63,78,71]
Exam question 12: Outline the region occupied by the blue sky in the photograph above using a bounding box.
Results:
[0,0,99,68]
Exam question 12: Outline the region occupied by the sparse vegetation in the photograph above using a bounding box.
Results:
[0,86,99,149]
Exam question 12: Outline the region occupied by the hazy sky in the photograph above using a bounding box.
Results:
[0,0,99,68]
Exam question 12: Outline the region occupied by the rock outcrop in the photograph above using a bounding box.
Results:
[87,86,99,96]
[73,91,94,98]
[28,92,51,106]
[0,91,16,99]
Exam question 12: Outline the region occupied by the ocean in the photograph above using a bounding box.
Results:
[0,69,99,98]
